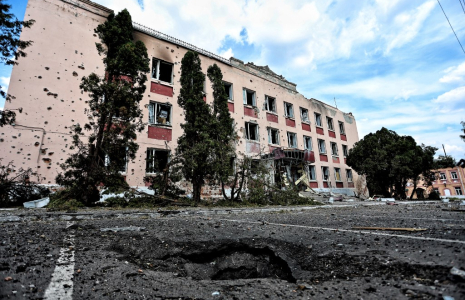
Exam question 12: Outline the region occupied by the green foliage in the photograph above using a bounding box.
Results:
[143,154,184,198]
[434,155,457,169]
[47,190,84,211]
[56,9,149,206]
[428,190,440,200]
[0,0,34,126]
[0,159,49,207]
[103,196,127,208]
[176,52,235,202]
[346,127,437,199]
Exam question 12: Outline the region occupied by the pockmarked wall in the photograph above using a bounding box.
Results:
[1,0,363,197]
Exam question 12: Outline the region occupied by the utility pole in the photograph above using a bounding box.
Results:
[442,144,447,156]
[334,97,337,108]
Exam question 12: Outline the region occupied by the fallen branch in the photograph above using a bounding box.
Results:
[352,226,427,232]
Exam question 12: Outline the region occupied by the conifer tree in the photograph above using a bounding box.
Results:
[56,9,149,205]
[176,51,213,202]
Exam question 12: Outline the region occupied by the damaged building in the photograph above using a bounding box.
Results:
[1,0,363,198]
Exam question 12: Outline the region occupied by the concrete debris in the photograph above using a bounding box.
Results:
[450,267,465,280]
[23,197,50,208]
[100,226,146,232]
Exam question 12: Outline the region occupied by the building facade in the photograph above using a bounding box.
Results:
[1,0,362,197]
[406,167,465,199]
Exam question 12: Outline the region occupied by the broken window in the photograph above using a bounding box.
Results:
[334,168,341,181]
[243,88,256,106]
[152,58,173,83]
[342,145,348,157]
[267,127,280,145]
[146,149,169,173]
[330,142,338,156]
[327,117,334,131]
[346,169,353,182]
[321,166,330,181]
[287,132,297,148]
[339,121,345,134]
[284,102,294,118]
[245,122,259,141]
[451,172,458,179]
[149,102,172,126]
[318,139,326,154]
[440,173,446,180]
[104,148,127,173]
[250,159,261,175]
[265,96,276,113]
[455,187,462,195]
[315,113,322,127]
[308,165,316,180]
[304,136,312,150]
[223,82,233,101]
[300,107,309,122]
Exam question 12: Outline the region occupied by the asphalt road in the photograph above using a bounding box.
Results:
[1,203,464,299]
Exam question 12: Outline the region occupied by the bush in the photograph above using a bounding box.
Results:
[47,190,84,211]
[428,190,440,200]
[104,196,128,208]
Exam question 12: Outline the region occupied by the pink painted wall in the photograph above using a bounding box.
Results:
[0,0,362,192]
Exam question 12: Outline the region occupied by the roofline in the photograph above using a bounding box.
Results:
[61,0,113,17]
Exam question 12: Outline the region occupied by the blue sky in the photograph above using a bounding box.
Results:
[2,0,465,160]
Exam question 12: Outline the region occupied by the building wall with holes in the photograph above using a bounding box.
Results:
[1,0,363,196]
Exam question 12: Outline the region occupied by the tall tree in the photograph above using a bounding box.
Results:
[0,0,34,126]
[346,127,437,198]
[56,9,149,205]
[176,51,213,202]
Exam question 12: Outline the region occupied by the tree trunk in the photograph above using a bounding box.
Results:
[192,177,202,203]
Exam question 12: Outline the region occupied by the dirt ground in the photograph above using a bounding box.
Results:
[1,202,464,299]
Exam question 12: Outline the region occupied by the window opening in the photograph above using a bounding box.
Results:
[149,102,172,125]
[322,166,329,181]
[245,122,259,141]
[284,102,294,118]
[152,58,173,83]
[315,113,322,127]
[330,142,338,156]
[342,145,348,157]
[300,107,309,122]
[304,136,312,150]
[287,132,297,148]
[339,121,345,134]
[146,149,169,173]
[265,96,276,112]
[451,172,458,179]
[318,139,326,154]
[346,169,353,182]
[223,82,233,100]
[440,173,446,180]
[267,128,280,145]
[455,187,463,195]
[327,117,334,131]
[308,165,316,180]
[334,168,341,181]
[243,88,256,106]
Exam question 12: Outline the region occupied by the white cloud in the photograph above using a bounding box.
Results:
[433,86,465,108]
[219,48,234,60]
[440,62,465,84]
[0,76,10,94]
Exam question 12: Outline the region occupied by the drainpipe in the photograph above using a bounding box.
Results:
[457,167,465,196]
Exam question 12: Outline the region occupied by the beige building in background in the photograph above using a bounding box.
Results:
[1,0,363,197]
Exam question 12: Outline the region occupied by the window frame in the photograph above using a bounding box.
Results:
[267,127,280,145]
[146,148,170,174]
[317,139,326,154]
[304,135,312,150]
[451,172,458,179]
[455,187,463,195]
[151,58,173,84]
[300,107,309,123]
[342,145,348,157]
[315,113,322,127]
[338,121,345,134]
[149,101,172,126]
[308,165,316,181]
[243,88,256,107]
[287,131,297,148]
[284,102,294,119]
[223,81,233,101]
[245,122,259,141]
[330,142,339,157]
[265,95,276,113]
[327,117,334,131]
[440,173,446,180]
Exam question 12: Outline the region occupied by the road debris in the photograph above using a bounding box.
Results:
[352,227,427,232]
[100,226,146,232]
[450,267,465,281]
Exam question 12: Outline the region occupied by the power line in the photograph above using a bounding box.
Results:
[459,0,465,15]
[437,0,465,54]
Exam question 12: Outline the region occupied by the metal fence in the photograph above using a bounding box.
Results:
[132,22,231,66]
